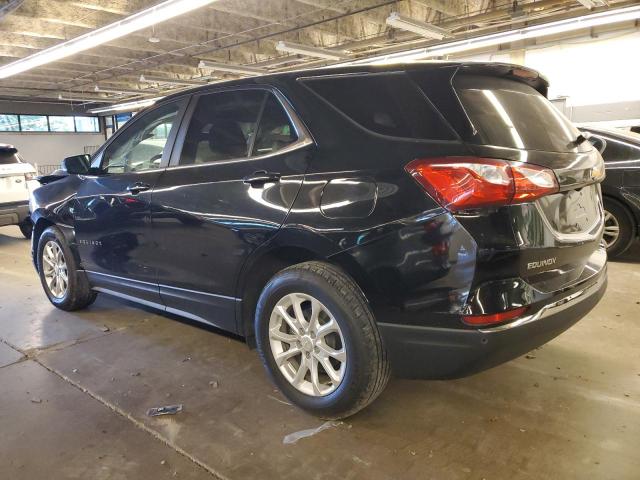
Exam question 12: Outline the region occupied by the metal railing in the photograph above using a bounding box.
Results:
[36,164,60,175]
[84,145,101,154]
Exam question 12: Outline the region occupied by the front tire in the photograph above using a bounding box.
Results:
[37,226,97,311]
[18,218,33,239]
[255,261,390,419]
[603,198,635,258]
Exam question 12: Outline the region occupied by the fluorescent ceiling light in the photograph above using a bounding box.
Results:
[139,74,210,86]
[386,12,451,40]
[276,41,349,60]
[0,0,218,79]
[576,0,608,9]
[94,85,155,95]
[198,60,265,76]
[353,5,640,65]
[89,96,164,114]
[58,94,117,103]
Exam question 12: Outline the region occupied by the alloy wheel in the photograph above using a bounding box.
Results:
[42,240,68,299]
[268,293,346,396]
[603,210,620,249]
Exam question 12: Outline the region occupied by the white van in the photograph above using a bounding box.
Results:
[0,144,37,238]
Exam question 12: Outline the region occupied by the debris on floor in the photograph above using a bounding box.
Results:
[283,421,341,445]
[209,380,219,388]
[100,326,110,332]
[30,397,42,404]
[147,404,183,417]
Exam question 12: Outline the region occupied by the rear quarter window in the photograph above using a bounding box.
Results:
[300,72,456,141]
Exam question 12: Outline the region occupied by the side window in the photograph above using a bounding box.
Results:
[101,101,182,174]
[252,94,298,155]
[179,90,265,165]
[599,136,640,163]
[301,73,456,140]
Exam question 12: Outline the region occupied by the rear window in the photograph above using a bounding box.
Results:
[0,150,20,165]
[301,72,456,141]
[455,75,589,153]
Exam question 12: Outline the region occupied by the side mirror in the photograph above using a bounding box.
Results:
[61,154,91,174]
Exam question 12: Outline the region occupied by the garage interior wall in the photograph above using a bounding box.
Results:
[0,101,105,169]
[451,26,640,125]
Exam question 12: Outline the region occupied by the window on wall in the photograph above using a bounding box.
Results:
[0,113,101,133]
[75,116,99,132]
[49,116,76,132]
[19,115,48,132]
[0,114,19,131]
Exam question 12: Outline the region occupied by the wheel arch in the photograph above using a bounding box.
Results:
[235,230,374,346]
[31,213,80,272]
[602,192,638,232]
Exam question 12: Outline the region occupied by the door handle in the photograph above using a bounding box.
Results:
[126,182,151,195]
[243,170,281,187]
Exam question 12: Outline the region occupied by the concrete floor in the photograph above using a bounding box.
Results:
[0,225,638,480]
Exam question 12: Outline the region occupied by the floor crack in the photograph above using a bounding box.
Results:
[32,357,230,480]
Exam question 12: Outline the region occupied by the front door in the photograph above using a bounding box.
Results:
[74,98,187,305]
[151,88,312,331]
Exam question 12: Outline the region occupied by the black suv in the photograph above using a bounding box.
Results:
[31,62,607,418]
[580,127,640,257]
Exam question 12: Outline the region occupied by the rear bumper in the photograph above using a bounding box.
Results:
[0,200,29,227]
[378,266,607,379]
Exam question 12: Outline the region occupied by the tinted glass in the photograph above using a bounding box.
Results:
[597,134,640,163]
[0,114,19,131]
[179,90,265,165]
[0,151,20,165]
[75,116,100,132]
[20,115,48,132]
[302,73,455,140]
[49,116,75,132]
[101,101,182,174]
[456,75,588,153]
[252,94,298,155]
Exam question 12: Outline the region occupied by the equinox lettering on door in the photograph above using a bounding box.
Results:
[527,257,557,270]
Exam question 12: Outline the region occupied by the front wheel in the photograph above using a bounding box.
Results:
[255,261,390,419]
[37,226,97,311]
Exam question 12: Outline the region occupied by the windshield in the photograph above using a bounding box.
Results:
[455,75,590,153]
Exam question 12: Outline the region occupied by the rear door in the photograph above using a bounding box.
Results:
[73,98,187,304]
[151,87,312,331]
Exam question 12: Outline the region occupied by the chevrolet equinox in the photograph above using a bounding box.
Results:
[30,62,607,418]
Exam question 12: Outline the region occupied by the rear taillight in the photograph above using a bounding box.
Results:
[405,157,558,212]
[463,306,528,327]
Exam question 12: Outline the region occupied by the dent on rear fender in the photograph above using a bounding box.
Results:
[332,212,478,320]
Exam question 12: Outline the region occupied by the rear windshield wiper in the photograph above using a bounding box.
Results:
[569,132,591,148]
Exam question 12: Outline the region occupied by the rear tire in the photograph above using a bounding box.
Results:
[18,219,33,239]
[603,198,635,258]
[255,261,390,419]
[37,226,97,311]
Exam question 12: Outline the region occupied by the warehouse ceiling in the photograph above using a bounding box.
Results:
[0,0,634,106]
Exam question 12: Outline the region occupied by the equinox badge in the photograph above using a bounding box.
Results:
[527,257,557,270]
